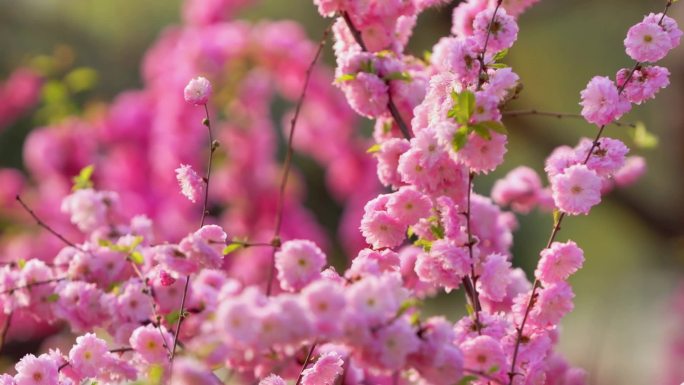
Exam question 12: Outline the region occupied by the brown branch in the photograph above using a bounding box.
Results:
[340,11,412,140]
[502,109,638,128]
[15,195,82,251]
[0,312,12,353]
[294,341,318,385]
[266,25,331,296]
[0,277,67,295]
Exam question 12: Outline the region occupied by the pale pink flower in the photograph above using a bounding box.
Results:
[456,132,508,174]
[376,138,410,188]
[178,225,227,269]
[574,137,628,177]
[175,164,204,203]
[460,335,505,373]
[415,239,470,290]
[477,253,512,302]
[617,65,670,104]
[614,156,646,187]
[360,210,406,249]
[472,8,518,53]
[69,333,110,378]
[275,239,327,291]
[551,164,602,215]
[529,282,575,328]
[259,375,286,385]
[624,21,671,62]
[130,324,173,363]
[61,189,117,232]
[579,76,631,126]
[431,37,481,84]
[343,73,389,118]
[491,166,543,213]
[301,351,344,385]
[183,76,212,105]
[386,187,432,226]
[643,13,682,48]
[14,354,58,385]
[373,319,421,370]
[535,241,584,284]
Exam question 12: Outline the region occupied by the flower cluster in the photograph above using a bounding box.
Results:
[0,0,679,384]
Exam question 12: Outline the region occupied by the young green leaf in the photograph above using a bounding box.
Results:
[451,126,469,152]
[223,243,243,255]
[129,251,144,265]
[336,73,356,83]
[479,120,507,134]
[72,165,95,191]
[366,144,381,154]
[630,121,658,149]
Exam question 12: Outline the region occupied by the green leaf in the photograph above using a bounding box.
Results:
[630,121,658,149]
[385,71,412,82]
[366,144,381,154]
[479,120,508,134]
[414,238,432,252]
[72,165,95,191]
[489,62,508,69]
[459,90,476,119]
[64,67,98,93]
[46,293,60,303]
[448,90,476,125]
[17,259,26,269]
[471,123,492,140]
[493,49,509,62]
[223,243,243,256]
[457,375,478,385]
[487,365,500,374]
[336,73,356,82]
[166,310,181,325]
[148,364,164,385]
[451,126,469,153]
[423,50,432,63]
[129,251,144,265]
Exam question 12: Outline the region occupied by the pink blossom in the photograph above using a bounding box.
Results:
[456,132,508,174]
[545,145,579,179]
[275,239,327,291]
[614,156,646,187]
[574,137,628,177]
[643,13,682,48]
[535,241,584,284]
[69,333,110,378]
[179,225,227,269]
[624,21,672,63]
[376,138,410,188]
[431,37,481,84]
[259,375,286,385]
[343,73,389,118]
[302,280,346,334]
[473,8,518,53]
[61,189,117,233]
[535,282,576,327]
[386,187,432,226]
[483,67,520,101]
[460,335,505,373]
[491,166,543,213]
[183,76,212,105]
[301,351,344,385]
[477,253,512,302]
[617,65,670,104]
[14,354,58,385]
[175,164,204,203]
[579,76,631,126]
[415,239,470,291]
[130,324,173,363]
[360,210,406,249]
[373,319,421,370]
[169,358,222,385]
[551,164,602,215]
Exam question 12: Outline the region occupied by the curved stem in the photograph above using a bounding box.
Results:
[502,109,637,128]
[294,341,318,385]
[266,25,331,296]
[340,11,412,140]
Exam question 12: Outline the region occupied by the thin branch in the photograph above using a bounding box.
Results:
[502,109,638,128]
[171,103,216,361]
[506,2,675,383]
[294,341,318,385]
[15,195,82,251]
[0,277,67,295]
[340,11,412,140]
[0,312,12,353]
[266,25,331,296]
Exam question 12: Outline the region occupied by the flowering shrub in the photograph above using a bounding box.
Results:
[0,0,681,384]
